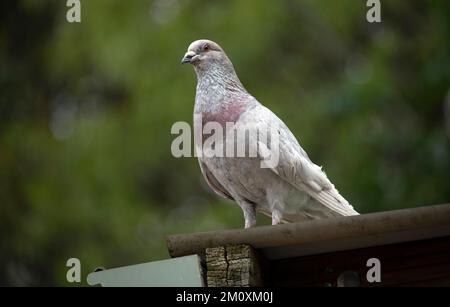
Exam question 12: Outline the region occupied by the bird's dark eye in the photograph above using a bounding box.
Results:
[203,44,209,51]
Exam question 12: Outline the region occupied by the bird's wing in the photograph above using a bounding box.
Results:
[198,159,234,200]
[247,105,358,217]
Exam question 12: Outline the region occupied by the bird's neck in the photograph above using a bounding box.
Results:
[194,65,249,114]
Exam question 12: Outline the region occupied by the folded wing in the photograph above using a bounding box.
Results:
[252,106,359,217]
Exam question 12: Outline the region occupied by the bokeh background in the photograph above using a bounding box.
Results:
[1,0,449,286]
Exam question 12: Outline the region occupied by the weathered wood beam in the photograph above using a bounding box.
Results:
[206,244,264,287]
[167,204,450,260]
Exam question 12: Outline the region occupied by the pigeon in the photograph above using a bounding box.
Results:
[181,39,359,228]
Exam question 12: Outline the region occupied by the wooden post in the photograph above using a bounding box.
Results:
[206,244,264,287]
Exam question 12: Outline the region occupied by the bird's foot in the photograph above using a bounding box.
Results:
[272,210,282,225]
[244,219,256,229]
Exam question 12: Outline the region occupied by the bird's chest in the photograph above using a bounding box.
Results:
[194,96,246,148]
[199,103,245,126]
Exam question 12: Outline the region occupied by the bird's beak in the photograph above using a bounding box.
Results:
[181,51,196,64]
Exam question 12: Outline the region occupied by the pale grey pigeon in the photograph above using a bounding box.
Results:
[182,39,359,228]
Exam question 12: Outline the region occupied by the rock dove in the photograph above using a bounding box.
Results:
[182,39,359,228]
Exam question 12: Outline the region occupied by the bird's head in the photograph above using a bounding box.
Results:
[181,39,230,70]
[181,39,244,89]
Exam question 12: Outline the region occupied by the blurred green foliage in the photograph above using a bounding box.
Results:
[0,0,449,286]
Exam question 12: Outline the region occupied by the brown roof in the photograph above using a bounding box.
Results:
[167,204,450,260]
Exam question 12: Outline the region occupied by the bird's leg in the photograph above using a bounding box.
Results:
[244,211,256,228]
[240,201,256,229]
[272,209,282,225]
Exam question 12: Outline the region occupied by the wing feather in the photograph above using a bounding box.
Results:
[251,106,359,217]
